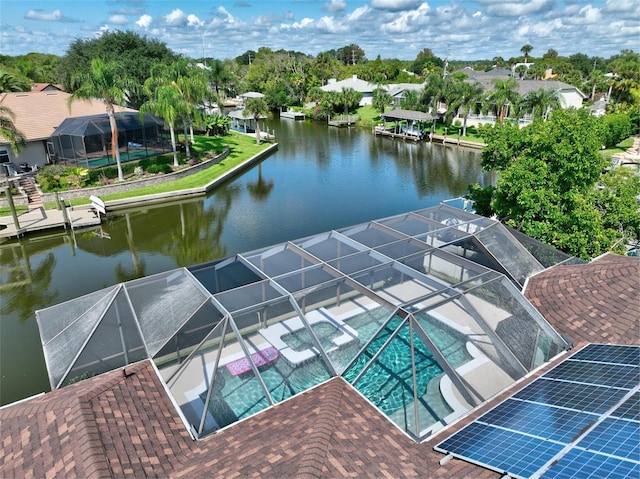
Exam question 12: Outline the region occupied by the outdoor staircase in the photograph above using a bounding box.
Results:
[18,175,43,211]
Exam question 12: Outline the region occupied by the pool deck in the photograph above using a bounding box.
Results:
[0,204,101,239]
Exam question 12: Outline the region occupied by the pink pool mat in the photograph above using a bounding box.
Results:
[225,347,279,376]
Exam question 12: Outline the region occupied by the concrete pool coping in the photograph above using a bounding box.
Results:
[259,308,359,368]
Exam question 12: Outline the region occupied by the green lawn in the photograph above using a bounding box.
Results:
[600,137,634,160]
[64,131,268,206]
[0,205,28,217]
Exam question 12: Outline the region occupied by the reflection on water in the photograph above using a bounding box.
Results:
[0,118,491,406]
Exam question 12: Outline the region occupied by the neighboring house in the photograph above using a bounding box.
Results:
[462,68,587,110]
[0,91,135,174]
[386,82,426,105]
[588,97,608,117]
[320,75,379,105]
[31,82,64,92]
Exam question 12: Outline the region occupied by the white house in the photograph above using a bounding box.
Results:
[320,75,379,106]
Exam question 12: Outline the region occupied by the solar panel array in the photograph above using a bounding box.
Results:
[435,344,640,479]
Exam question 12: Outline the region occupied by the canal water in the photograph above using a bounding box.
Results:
[0,118,491,406]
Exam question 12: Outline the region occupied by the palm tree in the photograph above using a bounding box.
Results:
[372,88,394,114]
[243,97,269,145]
[68,59,128,181]
[146,60,211,156]
[0,106,26,152]
[140,84,187,167]
[0,70,30,92]
[515,64,528,80]
[486,78,519,123]
[520,44,534,63]
[448,82,484,136]
[522,88,561,120]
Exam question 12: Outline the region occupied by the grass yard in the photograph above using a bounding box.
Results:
[600,137,635,160]
[62,131,269,206]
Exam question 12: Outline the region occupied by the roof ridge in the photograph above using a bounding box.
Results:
[296,378,346,479]
[72,393,114,478]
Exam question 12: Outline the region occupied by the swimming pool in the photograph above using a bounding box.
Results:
[203,307,471,435]
[344,312,472,435]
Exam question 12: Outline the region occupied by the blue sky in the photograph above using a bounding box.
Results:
[1,1,638,61]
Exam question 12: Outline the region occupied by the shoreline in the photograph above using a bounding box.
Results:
[0,142,279,239]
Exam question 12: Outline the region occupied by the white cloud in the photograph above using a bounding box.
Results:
[324,0,346,13]
[316,16,349,33]
[108,15,128,25]
[486,0,554,17]
[603,0,638,13]
[569,5,602,25]
[371,0,423,11]
[136,14,152,29]
[472,11,482,18]
[187,14,203,27]
[25,9,62,21]
[347,5,372,21]
[164,9,187,26]
[381,3,431,34]
[286,18,314,29]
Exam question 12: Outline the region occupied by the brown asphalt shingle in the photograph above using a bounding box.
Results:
[525,253,640,347]
[1,253,638,478]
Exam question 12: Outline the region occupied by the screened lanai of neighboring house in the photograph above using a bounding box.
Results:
[48,112,170,168]
[35,205,579,442]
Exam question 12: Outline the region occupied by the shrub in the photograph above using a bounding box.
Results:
[601,113,632,147]
[146,163,173,174]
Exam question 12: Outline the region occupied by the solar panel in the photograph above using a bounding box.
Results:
[612,392,640,421]
[434,344,640,479]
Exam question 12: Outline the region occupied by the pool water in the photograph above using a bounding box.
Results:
[204,350,332,430]
[203,307,471,435]
[344,312,472,432]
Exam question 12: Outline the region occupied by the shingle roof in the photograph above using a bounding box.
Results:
[0,360,192,479]
[0,91,136,143]
[525,252,640,346]
[1,254,637,478]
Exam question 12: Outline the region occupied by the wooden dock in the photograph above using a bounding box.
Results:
[373,127,425,141]
[328,116,356,127]
[0,205,102,239]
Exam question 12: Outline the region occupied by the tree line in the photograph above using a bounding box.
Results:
[1,31,638,260]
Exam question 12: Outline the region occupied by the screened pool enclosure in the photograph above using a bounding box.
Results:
[36,205,575,441]
[48,112,170,168]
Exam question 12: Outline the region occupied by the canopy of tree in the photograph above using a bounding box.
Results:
[469,109,640,260]
[57,31,178,109]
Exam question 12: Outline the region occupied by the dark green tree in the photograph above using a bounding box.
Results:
[58,30,177,108]
[468,109,640,259]
[335,44,366,65]
[410,48,445,76]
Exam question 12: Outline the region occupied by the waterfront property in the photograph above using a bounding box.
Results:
[1,221,637,478]
[48,112,170,168]
[0,91,138,173]
[34,204,577,443]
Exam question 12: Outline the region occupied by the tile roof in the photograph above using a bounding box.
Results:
[0,91,136,143]
[0,253,637,479]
